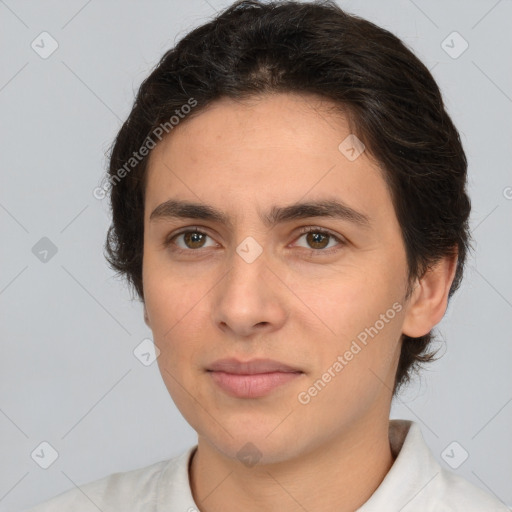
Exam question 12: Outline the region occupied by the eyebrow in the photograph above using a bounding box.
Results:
[149,198,371,230]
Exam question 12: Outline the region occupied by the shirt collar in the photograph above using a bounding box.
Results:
[357,419,442,511]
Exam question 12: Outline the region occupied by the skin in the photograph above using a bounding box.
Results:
[142,93,457,512]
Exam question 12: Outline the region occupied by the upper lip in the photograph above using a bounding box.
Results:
[207,358,302,375]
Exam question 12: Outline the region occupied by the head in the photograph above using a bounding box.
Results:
[104,0,471,462]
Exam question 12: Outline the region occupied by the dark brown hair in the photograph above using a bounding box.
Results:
[104,0,472,396]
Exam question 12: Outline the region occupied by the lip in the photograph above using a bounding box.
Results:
[207,358,301,374]
[207,358,303,398]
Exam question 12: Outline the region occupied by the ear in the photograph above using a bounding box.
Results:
[402,251,458,338]
[143,304,151,327]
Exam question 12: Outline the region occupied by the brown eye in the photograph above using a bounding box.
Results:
[295,226,346,255]
[182,231,207,249]
[166,229,217,252]
[294,227,344,252]
[305,231,330,249]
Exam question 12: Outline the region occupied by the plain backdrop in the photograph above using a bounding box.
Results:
[1,0,511,510]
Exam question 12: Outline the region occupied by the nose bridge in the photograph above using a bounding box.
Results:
[211,236,285,335]
[223,239,269,304]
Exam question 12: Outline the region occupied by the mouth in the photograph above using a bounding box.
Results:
[206,358,304,398]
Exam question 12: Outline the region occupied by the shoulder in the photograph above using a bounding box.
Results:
[362,420,510,512]
[24,446,197,512]
[432,467,510,512]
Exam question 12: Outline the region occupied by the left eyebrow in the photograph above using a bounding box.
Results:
[263,198,372,230]
[149,198,372,230]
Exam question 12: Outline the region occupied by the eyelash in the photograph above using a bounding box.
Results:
[163,226,345,256]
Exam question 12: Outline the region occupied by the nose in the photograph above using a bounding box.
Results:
[211,244,288,339]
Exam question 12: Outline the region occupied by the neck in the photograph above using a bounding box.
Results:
[189,417,395,512]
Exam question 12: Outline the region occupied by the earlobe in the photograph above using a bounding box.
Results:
[401,252,458,338]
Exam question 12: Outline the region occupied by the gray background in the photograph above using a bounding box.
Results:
[1,0,511,510]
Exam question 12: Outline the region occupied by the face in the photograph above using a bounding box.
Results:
[142,93,412,464]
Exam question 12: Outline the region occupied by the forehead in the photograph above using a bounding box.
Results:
[149,93,355,159]
[144,93,393,228]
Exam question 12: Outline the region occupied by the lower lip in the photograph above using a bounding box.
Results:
[209,371,302,398]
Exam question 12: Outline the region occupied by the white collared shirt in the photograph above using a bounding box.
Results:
[25,419,509,511]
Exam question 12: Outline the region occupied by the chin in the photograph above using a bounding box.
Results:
[191,412,313,467]
[208,433,304,467]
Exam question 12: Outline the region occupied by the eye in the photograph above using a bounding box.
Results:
[164,226,345,255]
[165,228,217,253]
[293,226,345,253]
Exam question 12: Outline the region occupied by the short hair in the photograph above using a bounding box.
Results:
[104,0,472,396]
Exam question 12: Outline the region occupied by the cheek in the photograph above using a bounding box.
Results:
[296,265,405,386]
[143,259,208,366]
[294,266,400,338]
[143,246,207,325]
[296,300,404,423]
